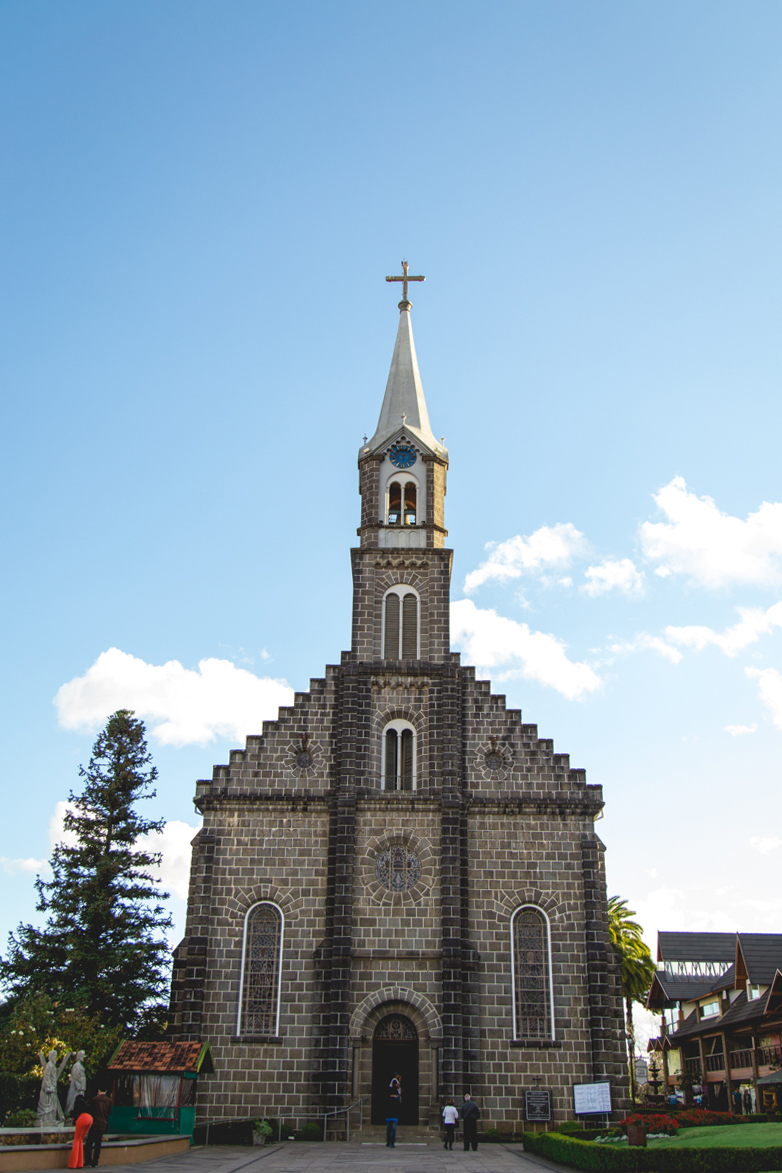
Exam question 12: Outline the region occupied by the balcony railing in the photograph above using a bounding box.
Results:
[684,1057,702,1073]
[729,1049,754,1070]
[705,1054,726,1072]
[759,1046,782,1068]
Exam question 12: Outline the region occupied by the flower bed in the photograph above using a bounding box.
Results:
[522,1126,782,1171]
[621,1114,679,1136]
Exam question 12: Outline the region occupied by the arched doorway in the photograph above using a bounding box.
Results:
[371,1014,419,1125]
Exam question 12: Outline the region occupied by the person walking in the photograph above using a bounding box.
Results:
[68,1093,93,1169]
[459,1094,480,1152]
[385,1080,401,1148]
[442,1098,458,1149]
[84,1088,112,1168]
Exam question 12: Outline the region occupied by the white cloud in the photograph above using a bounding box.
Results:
[49,800,78,851]
[750,836,782,855]
[640,476,782,588]
[463,523,587,593]
[0,855,47,875]
[55,648,294,746]
[747,666,782,730]
[725,723,757,736]
[450,599,601,700]
[666,602,782,657]
[608,634,682,664]
[138,820,201,900]
[581,557,644,597]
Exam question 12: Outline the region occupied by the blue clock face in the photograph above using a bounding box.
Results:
[389,444,416,469]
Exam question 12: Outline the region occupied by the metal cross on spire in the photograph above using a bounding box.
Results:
[385,259,425,304]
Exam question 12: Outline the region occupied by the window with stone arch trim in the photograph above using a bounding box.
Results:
[386,473,420,526]
[237,901,284,1037]
[511,905,555,1040]
[382,585,419,659]
[381,718,416,791]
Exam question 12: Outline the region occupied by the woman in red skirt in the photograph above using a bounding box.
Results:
[69,1093,93,1169]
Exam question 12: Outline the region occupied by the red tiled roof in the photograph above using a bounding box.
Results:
[107,1041,205,1073]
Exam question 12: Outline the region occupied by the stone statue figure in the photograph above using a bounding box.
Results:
[65,1051,87,1116]
[37,1048,71,1125]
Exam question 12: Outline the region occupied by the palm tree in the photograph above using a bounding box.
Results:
[608,896,656,1102]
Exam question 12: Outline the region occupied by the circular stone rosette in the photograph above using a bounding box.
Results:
[476,739,513,782]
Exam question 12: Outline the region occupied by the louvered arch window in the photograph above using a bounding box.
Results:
[511,905,554,1040]
[382,719,416,791]
[238,902,283,1037]
[383,587,419,659]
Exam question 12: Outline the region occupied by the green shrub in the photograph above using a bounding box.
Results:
[6,1109,37,1127]
[254,1119,273,1138]
[521,1130,782,1171]
[300,1122,322,1141]
[483,1127,502,1142]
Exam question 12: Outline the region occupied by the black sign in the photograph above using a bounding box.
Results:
[524,1088,551,1122]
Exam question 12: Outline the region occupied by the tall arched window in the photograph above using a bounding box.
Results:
[511,906,554,1040]
[238,902,283,1037]
[382,719,416,791]
[383,588,419,659]
[386,477,419,525]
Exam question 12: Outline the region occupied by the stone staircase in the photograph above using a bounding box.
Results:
[351,1124,443,1145]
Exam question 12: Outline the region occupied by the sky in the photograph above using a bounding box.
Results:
[2,0,782,1047]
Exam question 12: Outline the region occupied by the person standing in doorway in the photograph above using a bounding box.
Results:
[386,1078,401,1148]
[442,1098,458,1149]
[459,1094,480,1151]
[733,1086,743,1115]
[84,1088,112,1168]
[743,1088,753,1115]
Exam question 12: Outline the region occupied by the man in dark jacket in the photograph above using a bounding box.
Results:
[84,1089,112,1168]
[459,1094,481,1151]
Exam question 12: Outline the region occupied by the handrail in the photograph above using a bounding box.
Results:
[198,1097,370,1145]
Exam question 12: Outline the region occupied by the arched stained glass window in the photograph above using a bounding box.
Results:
[512,906,553,1040]
[238,902,283,1037]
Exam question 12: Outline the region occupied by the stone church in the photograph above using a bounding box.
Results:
[168,268,628,1134]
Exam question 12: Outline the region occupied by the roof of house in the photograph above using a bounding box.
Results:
[736,935,782,984]
[657,932,736,964]
[106,1041,213,1074]
[646,971,717,1009]
[667,989,769,1043]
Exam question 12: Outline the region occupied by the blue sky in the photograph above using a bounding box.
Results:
[3,2,782,1036]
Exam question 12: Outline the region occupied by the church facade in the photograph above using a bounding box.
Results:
[168,274,628,1133]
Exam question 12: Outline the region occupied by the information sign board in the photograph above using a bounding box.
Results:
[573,1081,612,1116]
[524,1088,551,1122]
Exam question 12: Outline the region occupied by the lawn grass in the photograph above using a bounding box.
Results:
[648,1123,782,1148]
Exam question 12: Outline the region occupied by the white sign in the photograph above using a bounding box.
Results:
[573,1081,612,1115]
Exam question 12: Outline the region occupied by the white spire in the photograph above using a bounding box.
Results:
[365,303,440,455]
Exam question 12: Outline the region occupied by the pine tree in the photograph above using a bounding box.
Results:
[0,711,172,1031]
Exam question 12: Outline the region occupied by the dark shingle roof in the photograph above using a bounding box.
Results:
[657,932,735,964]
[737,934,782,984]
[647,972,717,1007]
[107,1041,212,1073]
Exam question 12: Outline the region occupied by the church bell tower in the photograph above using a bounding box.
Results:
[352,263,452,664]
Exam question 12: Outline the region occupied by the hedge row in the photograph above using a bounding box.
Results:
[0,1075,43,1124]
[521,1131,782,1172]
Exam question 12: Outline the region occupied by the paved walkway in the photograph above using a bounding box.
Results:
[99,1142,567,1173]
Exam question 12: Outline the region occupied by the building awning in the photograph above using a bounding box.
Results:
[107,1040,213,1075]
[757,1069,782,1086]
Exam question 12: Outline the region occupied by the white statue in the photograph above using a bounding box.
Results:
[37,1048,71,1125]
[65,1051,86,1116]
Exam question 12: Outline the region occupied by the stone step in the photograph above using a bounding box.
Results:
[351,1125,442,1145]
